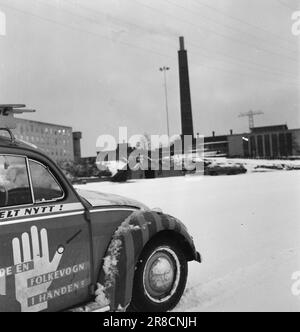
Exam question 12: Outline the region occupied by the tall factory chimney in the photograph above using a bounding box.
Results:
[178,36,194,139]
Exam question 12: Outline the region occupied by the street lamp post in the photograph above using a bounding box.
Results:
[159,66,170,138]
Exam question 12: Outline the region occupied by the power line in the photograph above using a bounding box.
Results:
[165,0,297,55]
[0,1,176,60]
[189,49,299,86]
[189,40,297,79]
[186,44,299,87]
[60,0,178,39]
[277,0,299,11]
[189,41,298,81]
[132,0,298,63]
[190,60,299,89]
[37,0,182,63]
[192,0,297,48]
[0,1,298,88]
[59,0,298,79]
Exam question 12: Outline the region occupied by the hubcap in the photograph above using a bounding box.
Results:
[143,247,180,303]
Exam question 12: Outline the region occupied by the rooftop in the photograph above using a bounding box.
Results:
[250,125,288,133]
[15,117,73,129]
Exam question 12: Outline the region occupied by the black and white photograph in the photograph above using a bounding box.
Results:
[0,0,300,317]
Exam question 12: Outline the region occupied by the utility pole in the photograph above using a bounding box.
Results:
[159,66,170,138]
[239,110,264,129]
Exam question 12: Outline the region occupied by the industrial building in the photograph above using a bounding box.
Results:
[206,125,300,159]
[73,131,82,163]
[13,118,76,163]
[204,133,229,157]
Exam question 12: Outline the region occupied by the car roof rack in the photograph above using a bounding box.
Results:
[0,104,36,143]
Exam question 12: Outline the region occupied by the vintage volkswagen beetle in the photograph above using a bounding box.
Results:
[0,105,200,312]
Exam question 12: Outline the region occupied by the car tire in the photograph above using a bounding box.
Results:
[129,236,188,312]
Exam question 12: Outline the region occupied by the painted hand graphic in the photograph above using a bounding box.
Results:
[12,226,64,312]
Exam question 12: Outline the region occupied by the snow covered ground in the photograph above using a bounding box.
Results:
[76,170,300,312]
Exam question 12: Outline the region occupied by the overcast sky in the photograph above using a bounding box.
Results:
[0,0,299,156]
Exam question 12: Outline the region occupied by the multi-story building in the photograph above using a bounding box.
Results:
[13,118,75,163]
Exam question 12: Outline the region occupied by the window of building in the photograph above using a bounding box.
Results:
[243,137,250,158]
[279,133,287,157]
[264,135,271,158]
[272,134,279,158]
[29,160,64,203]
[250,136,256,157]
[0,155,32,207]
[257,135,264,157]
[286,133,293,156]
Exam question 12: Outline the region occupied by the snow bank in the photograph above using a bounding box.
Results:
[207,158,300,173]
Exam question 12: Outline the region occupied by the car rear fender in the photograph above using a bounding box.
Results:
[96,210,200,311]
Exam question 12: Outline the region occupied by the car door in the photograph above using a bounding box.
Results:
[0,154,92,312]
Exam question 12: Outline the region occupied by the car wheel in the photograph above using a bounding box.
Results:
[129,237,188,312]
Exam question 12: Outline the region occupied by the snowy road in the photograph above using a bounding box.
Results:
[76,171,300,312]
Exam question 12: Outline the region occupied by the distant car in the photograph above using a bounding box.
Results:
[205,161,247,176]
[0,105,201,312]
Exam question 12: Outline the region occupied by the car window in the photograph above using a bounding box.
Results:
[29,160,64,203]
[0,155,32,207]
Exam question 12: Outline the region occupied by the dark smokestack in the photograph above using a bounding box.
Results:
[178,36,194,139]
[230,129,233,135]
[179,36,185,50]
[212,131,215,137]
